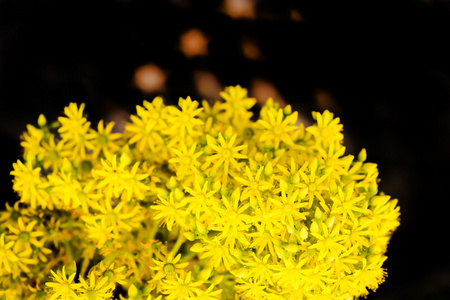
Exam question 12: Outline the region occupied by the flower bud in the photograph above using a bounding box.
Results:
[128,284,139,298]
[65,261,77,276]
[300,227,308,240]
[358,148,367,162]
[200,268,212,281]
[167,177,178,190]
[264,161,273,177]
[38,114,47,127]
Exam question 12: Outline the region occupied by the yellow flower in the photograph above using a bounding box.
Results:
[125,97,167,153]
[151,191,188,231]
[151,253,189,281]
[210,188,252,249]
[269,189,308,230]
[169,142,203,177]
[241,253,277,285]
[86,120,122,159]
[330,183,367,227]
[235,278,269,300]
[301,264,336,294]
[219,85,256,118]
[45,265,82,300]
[306,110,344,149]
[199,99,227,132]
[95,261,128,286]
[93,154,150,201]
[275,257,309,290]
[57,102,94,159]
[86,199,143,235]
[235,165,273,205]
[160,271,203,300]
[191,284,223,300]
[10,160,49,209]
[84,217,120,249]
[183,175,219,219]
[57,102,88,141]
[258,106,298,149]
[350,257,387,297]
[190,237,236,271]
[0,233,18,275]
[7,217,45,252]
[202,128,247,186]
[309,223,347,261]
[48,168,84,210]
[20,124,44,164]
[250,199,283,244]
[296,158,330,209]
[78,270,114,300]
[166,96,204,138]
[40,133,72,172]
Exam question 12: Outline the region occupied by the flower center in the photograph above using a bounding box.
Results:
[222,149,232,159]
[273,125,283,136]
[104,270,114,281]
[98,134,109,146]
[81,160,93,173]
[19,231,30,242]
[229,211,237,221]
[164,263,175,275]
[284,204,293,213]
[181,114,190,123]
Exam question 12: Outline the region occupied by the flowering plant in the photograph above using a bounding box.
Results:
[0,86,400,299]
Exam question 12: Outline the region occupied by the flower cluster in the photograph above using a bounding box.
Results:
[0,85,400,299]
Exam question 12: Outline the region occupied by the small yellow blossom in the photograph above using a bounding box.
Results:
[78,270,114,300]
[160,271,203,300]
[166,96,204,139]
[95,261,128,285]
[46,265,82,300]
[0,233,18,275]
[169,141,203,177]
[10,160,49,209]
[40,134,72,171]
[20,124,44,163]
[151,191,189,231]
[203,128,247,186]
[7,217,45,252]
[151,253,189,281]
[86,120,123,159]
[258,106,298,149]
[125,97,167,153]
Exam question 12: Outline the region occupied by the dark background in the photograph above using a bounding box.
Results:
[1,0,450,299]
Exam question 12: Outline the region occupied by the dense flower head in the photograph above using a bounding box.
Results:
[1,85,400,299]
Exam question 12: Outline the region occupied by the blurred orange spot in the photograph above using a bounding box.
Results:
[106,108,129,133]
[133,64,166,93]
[179,29,208,58]
[241,37,264,60]
[223,0,255,19]
[194,71,222,99]
[290,9,304,21]
[250,78,286,107]
[314,89,341,113]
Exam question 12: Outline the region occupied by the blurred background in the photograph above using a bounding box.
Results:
[1,0,450,298]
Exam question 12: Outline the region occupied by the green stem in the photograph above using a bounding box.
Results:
[60,221,85,229]
[148,219,159,241]
[62,240,73,262]
[103,248,127,267]
[80,254,91,278]
[180,250,197,263]
[170,227,186,255]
